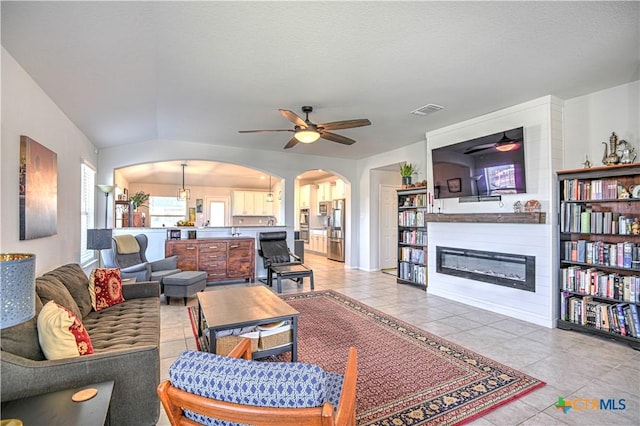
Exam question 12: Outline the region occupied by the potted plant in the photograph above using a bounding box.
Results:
[129,191,150,211]
[400,162,415,186]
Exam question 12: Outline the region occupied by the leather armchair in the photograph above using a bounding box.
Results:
[102,234,181,283]
[257,231,301,286]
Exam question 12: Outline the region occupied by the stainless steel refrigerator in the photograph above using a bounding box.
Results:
[327,198,345,262]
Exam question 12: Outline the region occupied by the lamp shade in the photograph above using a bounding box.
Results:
[1,253,36,329]
[87,229,113,250]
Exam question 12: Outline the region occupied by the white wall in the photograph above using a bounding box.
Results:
[1,48,98,274]
[356,141,427,271]
[424,96,563,327]
[564,80,639,170]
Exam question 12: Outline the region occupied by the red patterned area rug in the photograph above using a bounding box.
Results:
[188,290,545,425]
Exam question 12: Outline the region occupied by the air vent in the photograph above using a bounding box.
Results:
[410,104,444,116]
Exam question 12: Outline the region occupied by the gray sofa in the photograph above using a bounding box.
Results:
[0,263,160,426]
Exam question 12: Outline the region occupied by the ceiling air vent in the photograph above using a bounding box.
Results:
[410,104,444,116]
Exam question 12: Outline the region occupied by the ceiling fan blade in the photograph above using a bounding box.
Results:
[320,131,356,145]
[464,144,494,155]
[279,109,307,127]
[284,137,299,150]
[238,129,293,133]
[319,119,371,131]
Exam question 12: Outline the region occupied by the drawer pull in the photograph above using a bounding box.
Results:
[209,255,217,258]
[230,245,239,248]
[208,246,218,249]
[186,247,196,250]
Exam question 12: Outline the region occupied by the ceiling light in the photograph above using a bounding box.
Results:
[295,129,320,143]
[495,143,519,152]
[266,174,274,202]
[177,163,190,200]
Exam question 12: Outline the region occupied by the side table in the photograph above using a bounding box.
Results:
[1,380,114,426]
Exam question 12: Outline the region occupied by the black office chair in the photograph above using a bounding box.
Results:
[257,232,302,287]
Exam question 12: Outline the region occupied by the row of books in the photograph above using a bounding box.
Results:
[398,262,427,285]
[562,178,620,201]
[399,247,426,265]
[560,266,640,303]
[561,203,637,235]
[398,211,426,227]
[561,293,640,338]
[399,230,427,246]
[398,193,428,207]
[562,240,639,269]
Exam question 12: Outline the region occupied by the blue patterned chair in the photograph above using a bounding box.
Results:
[157,338,357,426]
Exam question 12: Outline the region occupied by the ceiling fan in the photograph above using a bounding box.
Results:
[464,131,521,155]
[239,106,371,150]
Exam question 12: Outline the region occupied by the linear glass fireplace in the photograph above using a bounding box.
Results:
[436,246,535,292]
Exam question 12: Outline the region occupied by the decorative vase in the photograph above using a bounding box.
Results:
[402,176,412,186]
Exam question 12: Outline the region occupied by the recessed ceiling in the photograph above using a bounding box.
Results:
[1,1,638,161]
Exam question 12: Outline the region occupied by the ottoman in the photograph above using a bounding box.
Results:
[163,271,207,305]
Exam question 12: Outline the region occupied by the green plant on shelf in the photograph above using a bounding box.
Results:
[400,162,415,177]
[129,191,150,210]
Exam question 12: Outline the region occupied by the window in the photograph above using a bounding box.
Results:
[209,200,226,226]
[80,162,96,265]
[149,196,186,227]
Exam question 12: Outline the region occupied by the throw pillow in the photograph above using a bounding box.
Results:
[37,300,94,360]
[89,268,125,311]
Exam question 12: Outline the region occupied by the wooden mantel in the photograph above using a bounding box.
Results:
[424,212,546,224]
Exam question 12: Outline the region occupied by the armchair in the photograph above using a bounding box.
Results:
[258,231,302,287]
[158,338,357,426]
[102,234,181,283]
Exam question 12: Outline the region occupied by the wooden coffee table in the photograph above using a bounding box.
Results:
[197,286,299,360]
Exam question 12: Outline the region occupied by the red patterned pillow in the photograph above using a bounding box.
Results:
[37,301,94,359]
[89,268,125,311]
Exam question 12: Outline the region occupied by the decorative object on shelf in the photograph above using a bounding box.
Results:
[19,135,58,240]
[446,178,462,193]
[524,199,541,213]
[130,191,149,210]
[582,155,592,168]
[513,201,523,213]
[0,253,36,329]
[632,219,640,236]
[601,132,621,166]
[177,163,190,200]
[196,198,203,213]
[617,139,636,164]
[87,229,112,268]
[399,162,415,187]
[631,185,640,198]
[619,186,631,199]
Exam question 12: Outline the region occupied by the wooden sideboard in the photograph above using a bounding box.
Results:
[165,237,255,284]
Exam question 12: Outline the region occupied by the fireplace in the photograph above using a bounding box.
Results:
[436,246,535,292]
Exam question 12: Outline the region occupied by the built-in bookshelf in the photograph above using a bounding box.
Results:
[557,163,640,349]
[397,188,428,289]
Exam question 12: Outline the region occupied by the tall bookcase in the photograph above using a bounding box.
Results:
[557,163,640,349]
[397,188,428,289]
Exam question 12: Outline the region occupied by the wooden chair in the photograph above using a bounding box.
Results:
[158,338,357,426]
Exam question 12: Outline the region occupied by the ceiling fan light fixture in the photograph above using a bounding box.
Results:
[495,142,519,152]
[294,129,320,143]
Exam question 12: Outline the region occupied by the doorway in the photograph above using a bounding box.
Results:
[379,184,400,272]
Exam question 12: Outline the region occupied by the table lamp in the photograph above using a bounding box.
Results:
[87,229,113,268]
[0,253,36,329]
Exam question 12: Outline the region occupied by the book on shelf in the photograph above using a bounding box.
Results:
[629,304,640,337]
[615,304,628,336]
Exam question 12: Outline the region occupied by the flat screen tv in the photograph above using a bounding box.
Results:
[431,127,526,200]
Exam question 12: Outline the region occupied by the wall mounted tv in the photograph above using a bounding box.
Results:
[431,127,526,200]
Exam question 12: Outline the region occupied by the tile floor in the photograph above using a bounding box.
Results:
[158,253,640,425]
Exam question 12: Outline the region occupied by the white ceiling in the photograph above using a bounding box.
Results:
[2,1,638,184]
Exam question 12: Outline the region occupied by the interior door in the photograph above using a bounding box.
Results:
[379,184,400,270]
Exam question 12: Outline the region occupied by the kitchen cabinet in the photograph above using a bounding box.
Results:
[317,182,332,203]
[232,191,272,216]
[299,184,311,208]
[332,179,346,200]
[165,238,255,284]
[309,229,327,255]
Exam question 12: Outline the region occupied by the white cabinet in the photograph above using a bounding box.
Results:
[332,179,346,200]
[309,229,327,254]
[317,182,332,203]
[299,184,311,208]
[232,191,272,215]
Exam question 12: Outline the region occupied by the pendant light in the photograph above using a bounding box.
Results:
[177,163,190,200]
[266,174,274,202]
